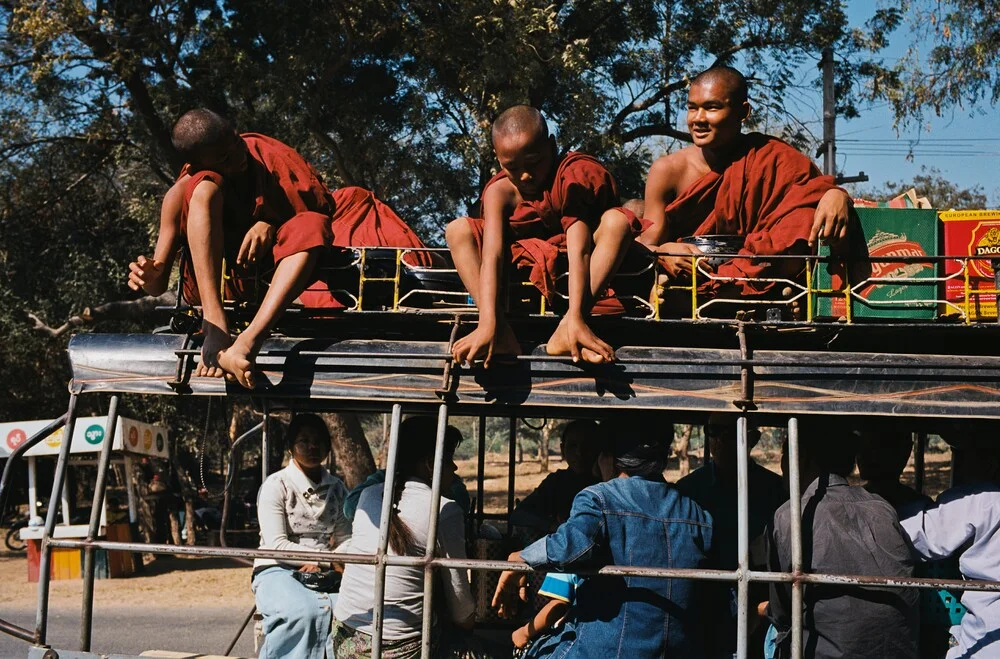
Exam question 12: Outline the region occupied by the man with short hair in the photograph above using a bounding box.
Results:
[766,418,919,659]
[641,66,856,302]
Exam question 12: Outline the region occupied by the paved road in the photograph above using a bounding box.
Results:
[0,605,257,658]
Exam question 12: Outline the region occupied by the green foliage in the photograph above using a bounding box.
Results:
[853,166,988,210]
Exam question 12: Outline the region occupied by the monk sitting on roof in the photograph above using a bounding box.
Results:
[446,105,645,366]
[127,109,429,388]
[641,66,853,304]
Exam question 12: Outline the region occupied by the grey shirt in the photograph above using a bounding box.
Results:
[767,473,919,659]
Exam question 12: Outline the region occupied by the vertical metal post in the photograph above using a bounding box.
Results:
[371,404,403,658]
[736,415,750,659]
[420,404,450,659]
[27,456,38,521]
[821,47,836,177]
[261,404,271,482]
[788,417,804,659]
[913,432,926,495]
[80,396,120,651]
[123,454,138,524]
[35,394,79,644]
[477,416,486,528]
[507,417,517,520]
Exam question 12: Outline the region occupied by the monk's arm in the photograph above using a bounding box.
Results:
[185,180,228,332]
[640,155,677,247]
[477,184,510,328]
[512,598,570,648]
[128,176,188,295]
[565,220,593,318]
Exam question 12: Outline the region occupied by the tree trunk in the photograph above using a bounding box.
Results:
[675,424,692,477]
[184,499,196,546]
[168,510,181,546]
[325,413,376,489]
[539,421,553,473]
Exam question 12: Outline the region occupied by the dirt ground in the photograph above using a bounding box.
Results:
[0,448,951,611]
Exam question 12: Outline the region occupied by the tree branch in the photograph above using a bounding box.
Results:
[619,123,692,143]
[25,291,178,338]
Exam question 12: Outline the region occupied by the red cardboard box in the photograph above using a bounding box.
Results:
[940,210,1000,320]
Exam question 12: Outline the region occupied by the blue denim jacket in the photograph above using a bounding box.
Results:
[520,476,714,658]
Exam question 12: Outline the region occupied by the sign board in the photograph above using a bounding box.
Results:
[0,416,168,459]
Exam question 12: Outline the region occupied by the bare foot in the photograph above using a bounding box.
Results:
[545,316,614,364]
[649,273,669,307]
[195,321,232,379]
[217,337,257,389]
[452,321,521,368]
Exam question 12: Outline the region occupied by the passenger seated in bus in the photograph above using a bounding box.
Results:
[899,436,1000,659]
[765,418,918,659]
[640,66,854,306]
[342,426,471,523]
[251,414,352,659]
[493,422,716,656]
[332,417,498,658]
[126,108,430,389]
[676,413,786,658]
[446,105,647,366]
[856,426,932,511]
[510,420,601,533]
[511,571,580,654]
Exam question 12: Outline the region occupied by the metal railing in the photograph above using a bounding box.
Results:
[7,390,1000,659]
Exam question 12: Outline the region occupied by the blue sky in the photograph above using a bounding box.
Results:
[834,2,1000,203]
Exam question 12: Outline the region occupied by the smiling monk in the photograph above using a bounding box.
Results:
[127,109,429,388]
[446,105,646,366]
[641,67,853,299]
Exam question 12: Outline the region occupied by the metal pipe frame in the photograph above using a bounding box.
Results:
[736,415,750,659]
[420,404,451,659]
[80,396,120,651]
[476,415,486,529]
[507,417,517,521]
[370,404,402,657]
[35,393,79,645]
[787,417,804,659]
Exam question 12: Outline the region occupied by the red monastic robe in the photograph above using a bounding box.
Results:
[179,133,429,307]
[662,133,839,295]
[465,151,644,302]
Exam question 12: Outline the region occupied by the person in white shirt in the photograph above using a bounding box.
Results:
[252,413,352,659]
[899,436,1000,659]
[332,417,494,658]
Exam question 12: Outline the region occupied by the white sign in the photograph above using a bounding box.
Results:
[0,416,169,459]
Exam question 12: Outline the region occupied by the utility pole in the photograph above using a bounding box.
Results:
[821,47,836,177]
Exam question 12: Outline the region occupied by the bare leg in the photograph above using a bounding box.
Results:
[186,181,231,379]
[547,209,634,363]
[446,218,520,362]
[217,249,319,388]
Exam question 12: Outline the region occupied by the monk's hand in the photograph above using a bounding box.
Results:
[237,221,275,266]
[452,323,496,368]
[128,255,166,295]
[656,242,710,279]
[195,320,232,379]
[298,563,321,573]
[491,552,529,619]
[809,189,851,249]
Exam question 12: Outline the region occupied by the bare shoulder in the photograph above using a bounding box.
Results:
[482,176,519,213]
[189,177,222,203]
[648,148,701,186]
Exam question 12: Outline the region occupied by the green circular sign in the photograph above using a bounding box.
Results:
[84,424,105,445]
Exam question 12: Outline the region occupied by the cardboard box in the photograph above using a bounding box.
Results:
[940,210,1000,320]
[815,207,938,319]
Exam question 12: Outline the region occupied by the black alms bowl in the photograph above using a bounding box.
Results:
[679,234,745,269]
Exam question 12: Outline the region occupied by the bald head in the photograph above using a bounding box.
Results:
[172,109,236,161]
[491,105,548,146]
[691,66,748,105]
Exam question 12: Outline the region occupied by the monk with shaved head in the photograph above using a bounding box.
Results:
[446,105,645,366]
[641,66,854,304]
[128,109,429,388]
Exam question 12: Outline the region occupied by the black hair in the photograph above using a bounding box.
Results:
[286,413,331,450]
[601,418,670,480]
[171,108,235,161]
[387,417,463,556]
[797,418,858,477]
[492,104,548,145]
[691,65,749,105]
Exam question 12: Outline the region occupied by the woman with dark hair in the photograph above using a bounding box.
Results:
[251,413,352,659]
[332,417,489,658]
[493,419,716,657]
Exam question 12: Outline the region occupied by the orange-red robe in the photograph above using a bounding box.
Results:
[662,133,840,296]
[465,151,644,302]
[179,133,429,307]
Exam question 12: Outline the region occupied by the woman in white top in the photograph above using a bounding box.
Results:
[332,417,494,658]
[252,414,352,659]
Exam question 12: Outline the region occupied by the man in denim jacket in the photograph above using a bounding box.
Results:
[493,421,716,657]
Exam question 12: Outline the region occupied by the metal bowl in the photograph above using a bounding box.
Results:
[679,234,745,269]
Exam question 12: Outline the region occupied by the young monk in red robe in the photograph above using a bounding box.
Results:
[446,106,645,366]
[641,66,852,299]
[127,109,429,388]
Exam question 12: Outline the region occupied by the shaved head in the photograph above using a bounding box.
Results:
[691,66,748,105]
[491,105,548,146]
[172,108,235,160]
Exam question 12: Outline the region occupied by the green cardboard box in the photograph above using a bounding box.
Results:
[813,207,938,319]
